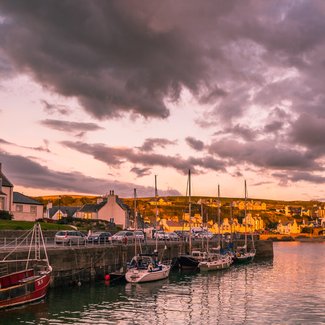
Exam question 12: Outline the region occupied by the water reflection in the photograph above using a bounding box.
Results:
[1,242,324,324]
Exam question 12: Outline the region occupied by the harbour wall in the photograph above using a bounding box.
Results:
[0,240,273,287]
[48,240,273,287]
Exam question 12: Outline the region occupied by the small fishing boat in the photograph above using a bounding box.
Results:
[0,223,52,310]
[125,253,171,283]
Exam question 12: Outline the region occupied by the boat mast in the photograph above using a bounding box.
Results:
[188,169,192,253]
[217,184,221,250]
[155,175,158,252]
[244,180,248,253]
[134,188,137,256]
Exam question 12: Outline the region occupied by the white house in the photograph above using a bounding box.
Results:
[77,190,130,228]
[0,163,14,213]
[12,192,44,221]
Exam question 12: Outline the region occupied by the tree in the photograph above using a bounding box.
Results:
[0,210,13,220]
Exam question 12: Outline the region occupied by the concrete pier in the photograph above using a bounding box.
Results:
[0,240,273,287]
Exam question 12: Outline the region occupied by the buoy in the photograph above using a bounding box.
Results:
[77,281,81,286]
[104,274,110,281]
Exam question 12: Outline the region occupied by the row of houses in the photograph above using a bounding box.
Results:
[0,164,130,229]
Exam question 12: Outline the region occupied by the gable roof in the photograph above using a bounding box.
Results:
[116,197,130,211]
[13,192,43,205]
[0,171,13,187]
[79,200,107,213]
[49,206,80,218]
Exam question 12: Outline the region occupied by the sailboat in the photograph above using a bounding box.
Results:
[125,182,171,283]
[178,169,208,269]
[198,184,233,271]
[234,180,256,264]
[0,223,52,309]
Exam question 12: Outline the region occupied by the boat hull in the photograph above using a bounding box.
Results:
[0,272,51,310]
[199,256,232,272]
[234,252,255,264]
[125,265,171,283]
[178,255,201,269]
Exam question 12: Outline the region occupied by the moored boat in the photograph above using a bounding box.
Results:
[233,180,256,264]
[199,253,233,272]
[178,250,208,270]
[125,253,171,283]
[0,223,52,310]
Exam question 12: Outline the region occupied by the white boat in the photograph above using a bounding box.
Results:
[199,253,233,272]
[125,182,171,283]
[198,185,233,272]
[125,254,171,283]
[234,180,256,264]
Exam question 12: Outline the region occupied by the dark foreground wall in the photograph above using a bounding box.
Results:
[0,240,273,287]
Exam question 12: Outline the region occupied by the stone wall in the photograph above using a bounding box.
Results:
[0,240,273,287]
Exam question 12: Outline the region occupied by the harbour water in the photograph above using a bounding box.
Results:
[2,242,324,324]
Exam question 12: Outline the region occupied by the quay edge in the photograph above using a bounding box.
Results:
[0,240,273,288]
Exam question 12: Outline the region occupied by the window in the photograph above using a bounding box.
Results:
[0,197,4,210]
[30,206,37,214]
[84,213,92,220]
[16,205,23,212]
[109,218,114,223]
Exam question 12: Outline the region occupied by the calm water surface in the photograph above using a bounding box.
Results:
[2,242,324,324]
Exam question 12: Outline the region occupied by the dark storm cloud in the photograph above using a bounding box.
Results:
[137,138,177,152]
[0,151,180,196]
[40,119,103,134]
[130,167,151,178]
[208,139,321,171]
[185,137,205,151]
[0,1,322,123]
[61,141,226,174]
[40,99,71,116]
[273,171,325,185]
[289,114,325,157]
[213,124,258,142]
[1,1,325,186]
[0,0,208,119]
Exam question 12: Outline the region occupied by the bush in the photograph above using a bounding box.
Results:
[0,210,13,220]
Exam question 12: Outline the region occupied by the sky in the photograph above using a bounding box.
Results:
[1,0,325,201]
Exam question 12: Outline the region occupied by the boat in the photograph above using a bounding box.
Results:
[178,170,207,270]
[199,253,233,271]
[198,185,233,272]
[0,223,52,310]
[233,180,256,264]
[125,183,171,283]
[125,253,170,283]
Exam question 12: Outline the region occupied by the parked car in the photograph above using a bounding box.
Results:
[166,232,180,241]
[194,231,214,239]
[87,231,112,244]
[154,231,168,240]
[111,231,135,243]
[55,230,87,245]
[134,230,145,242]
[175,230,190,239]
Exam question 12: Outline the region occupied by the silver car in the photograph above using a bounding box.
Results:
[55,230,87,245]
[111,231,135,243]
[134,230,145,242]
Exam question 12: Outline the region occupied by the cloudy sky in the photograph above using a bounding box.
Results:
[1,0,325,200]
